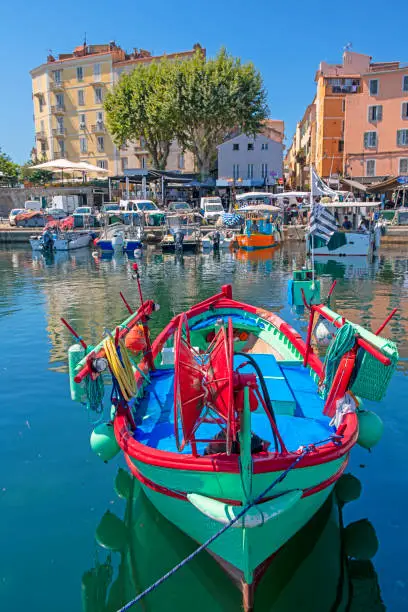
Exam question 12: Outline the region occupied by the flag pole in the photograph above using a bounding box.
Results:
[310,164,315,288]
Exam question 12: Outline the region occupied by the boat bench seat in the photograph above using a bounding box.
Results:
[132,357,334,455]
[233,354,296,416]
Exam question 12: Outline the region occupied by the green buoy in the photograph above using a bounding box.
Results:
[357,410,383,450]
[90,422,120,463]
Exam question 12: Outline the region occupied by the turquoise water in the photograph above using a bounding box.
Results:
[0,244,407,611]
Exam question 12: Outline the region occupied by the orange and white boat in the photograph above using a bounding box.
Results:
[236,205,281,251]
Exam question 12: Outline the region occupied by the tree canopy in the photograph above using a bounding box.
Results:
[0,148,20,182]
[104,48,268,176]
[172,48,268,176]
[104,59,176,170]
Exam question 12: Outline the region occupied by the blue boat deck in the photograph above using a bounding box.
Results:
[132,354,334,455]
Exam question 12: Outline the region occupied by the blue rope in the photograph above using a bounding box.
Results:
[116,435,340,611]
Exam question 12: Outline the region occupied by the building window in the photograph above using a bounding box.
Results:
[397,129,408,146]
[94,63,101,80]
[369,79,379,96]
[97,160,107,169]
[247,143,254,151]
[261,143,269,150]
[233,143,239,151]
[77,66,83,82]
[121,158,128,171]
[338,140,344,152]
[399,158,408,175]
[364,131,377,148]
[366,160,376,177]
[53,70,62,84]
[403,76,408,92]
[402,102,408,119]
[97,136,104,152]
[80,137,87,153]
[94,87,103,104]
[261,163,268,178]
[233,164,240,179]
[55,93,64,109]
[58,139,65,155]
[368,105,383,122]
[247,164,254,179]
[38,96,44,113]
[41,140,47,154]
[78,89,85,106]
[342,99,346,112]
[140,136,146,148]
[79,113,86,128]
[141,156,147,169]
[96,111,104,124]
[178,153,185,169]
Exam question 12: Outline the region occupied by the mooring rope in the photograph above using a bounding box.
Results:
[116,435,341,611]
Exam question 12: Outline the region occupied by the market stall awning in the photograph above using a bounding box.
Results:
[339,177,368,192]
[366,176,406,194]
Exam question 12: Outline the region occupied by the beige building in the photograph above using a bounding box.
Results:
[30,42,201,175]
[284,101,316,189]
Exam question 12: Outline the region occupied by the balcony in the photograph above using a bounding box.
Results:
[328,85,361,95]
[51,105,65,114]
[91,122,106,134]
[89,78,105,86]
[50,80,64,91]
[36,130,47,140]
[52,127,67,137]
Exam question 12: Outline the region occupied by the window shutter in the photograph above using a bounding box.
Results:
[397,130,402,146]
[372,132,377,147]
[403,103,408,119]
[364,132,369,148]
[400,159,408,174]
[377,106,383,121]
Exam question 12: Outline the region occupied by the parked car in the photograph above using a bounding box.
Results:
[200,197,224,224]
[9,209,25,226]
[120,200,165,226]
[167,201,193,213]
[45,208,67,220]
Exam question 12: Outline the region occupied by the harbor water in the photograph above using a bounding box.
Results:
[0,244,407,611]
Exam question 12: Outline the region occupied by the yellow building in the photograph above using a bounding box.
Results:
[30,42,201,175]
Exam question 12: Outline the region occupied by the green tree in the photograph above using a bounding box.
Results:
[172,48,268,176]
[0,148,20,182]
[104,59,176,170]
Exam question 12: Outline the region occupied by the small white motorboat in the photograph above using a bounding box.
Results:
[202,230,234,250]
[30,229,92,252]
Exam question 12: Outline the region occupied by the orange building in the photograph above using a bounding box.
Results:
[314,52,369,179]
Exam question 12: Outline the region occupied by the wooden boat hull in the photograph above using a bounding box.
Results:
[125,452,347,581]
[236,233,277,250]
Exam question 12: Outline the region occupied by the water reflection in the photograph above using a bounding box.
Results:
[83,470,383,612]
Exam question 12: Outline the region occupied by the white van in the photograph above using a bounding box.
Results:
[200,197,224,224]
[24,200,42,211]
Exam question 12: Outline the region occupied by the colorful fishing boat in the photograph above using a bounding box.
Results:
[65,275,398,610]
[236,205,281,250]
[84,470,381,612]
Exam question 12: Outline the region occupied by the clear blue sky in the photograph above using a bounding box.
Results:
[1,0,406,164]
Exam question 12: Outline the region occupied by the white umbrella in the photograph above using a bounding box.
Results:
[74,161,108,174]
[30,158,80,171]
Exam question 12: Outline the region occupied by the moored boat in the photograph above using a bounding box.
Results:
[65,279,398,610]
[236,205,281,250]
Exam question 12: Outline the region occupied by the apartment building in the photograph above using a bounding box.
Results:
[30,42,201,175]
[344,64,408,180]
[285,101,316,189]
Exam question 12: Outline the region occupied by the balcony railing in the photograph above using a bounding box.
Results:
[52,127,67,136]
[91,122,106,133]
[51,105,65,114]
[50,80,64,91]
[329,85,361,95]
[36,130,47,140]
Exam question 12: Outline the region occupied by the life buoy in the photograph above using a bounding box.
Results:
[125,325,146,353]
